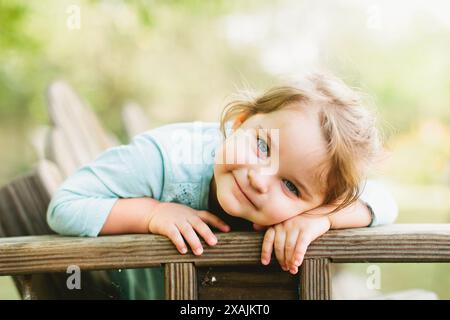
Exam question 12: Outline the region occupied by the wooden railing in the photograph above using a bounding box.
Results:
[1,224,449,300]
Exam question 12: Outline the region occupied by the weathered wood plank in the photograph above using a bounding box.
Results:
[197,266,298,300]
[35,160,64,197]
[165,263,197,300]
[0,170,54,237]
[0,224,449,276]
[46,80,116,166]
[300,259,331,300]
[46,127,80,178]
[16,275,37,300]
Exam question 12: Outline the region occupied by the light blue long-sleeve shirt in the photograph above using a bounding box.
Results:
[46,121,398,299]
[47,121,222,237]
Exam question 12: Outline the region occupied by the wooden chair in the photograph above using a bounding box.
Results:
[0,161,119,299]
[0,80,128,299]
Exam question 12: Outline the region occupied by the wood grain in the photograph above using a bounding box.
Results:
[165,263,197,299]
[300,258,331,300]
[1,224,449,276]
[17,275,37,300]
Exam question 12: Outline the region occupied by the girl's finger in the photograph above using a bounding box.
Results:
[284,230,300,271]
[165,225,188,254]
[188,216,217,246]
[261,227,275,265]
[197,211,230,232]
[292,235,311,271]
[274,229,287,271]
[176,222,203,255]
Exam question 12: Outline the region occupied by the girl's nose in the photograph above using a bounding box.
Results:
[247,168,270,194]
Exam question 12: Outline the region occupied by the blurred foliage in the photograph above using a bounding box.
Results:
[0,0,40,121]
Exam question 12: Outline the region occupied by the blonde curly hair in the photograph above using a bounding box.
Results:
[219,72,381,213]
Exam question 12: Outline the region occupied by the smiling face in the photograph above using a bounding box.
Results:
[211,104,329,226]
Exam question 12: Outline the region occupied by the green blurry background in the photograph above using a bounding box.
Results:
[0,0,449,299]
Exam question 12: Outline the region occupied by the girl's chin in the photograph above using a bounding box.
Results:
[218,195,245,218]
[226,204,254,222]
[219,201,238,217]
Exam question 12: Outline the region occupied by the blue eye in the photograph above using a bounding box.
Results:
[256,136,270,158]
[283,179,300,197]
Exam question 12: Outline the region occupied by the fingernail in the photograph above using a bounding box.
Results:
[195,247,203,255]
[261,258,268,265]
[291,267,298,274]
[282,265,288,271]
[294,260,300,266]
[181,247,187,254]
[210,237,217,245]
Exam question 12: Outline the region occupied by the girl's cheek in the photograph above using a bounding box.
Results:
[214,143,234,171]
[220,136,254,170]
[266,196,301,223]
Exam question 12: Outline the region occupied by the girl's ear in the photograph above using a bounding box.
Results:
[232,111,251,131]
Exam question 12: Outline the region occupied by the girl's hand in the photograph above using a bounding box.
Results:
[147,202,230,255]
[257,207,333,274]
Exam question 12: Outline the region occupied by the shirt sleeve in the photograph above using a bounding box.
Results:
[46,133,165,237]
[358,180,399,227]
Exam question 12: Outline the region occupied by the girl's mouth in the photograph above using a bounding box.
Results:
[232,174,257,209]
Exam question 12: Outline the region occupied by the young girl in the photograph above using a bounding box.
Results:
[47,72,398,299]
